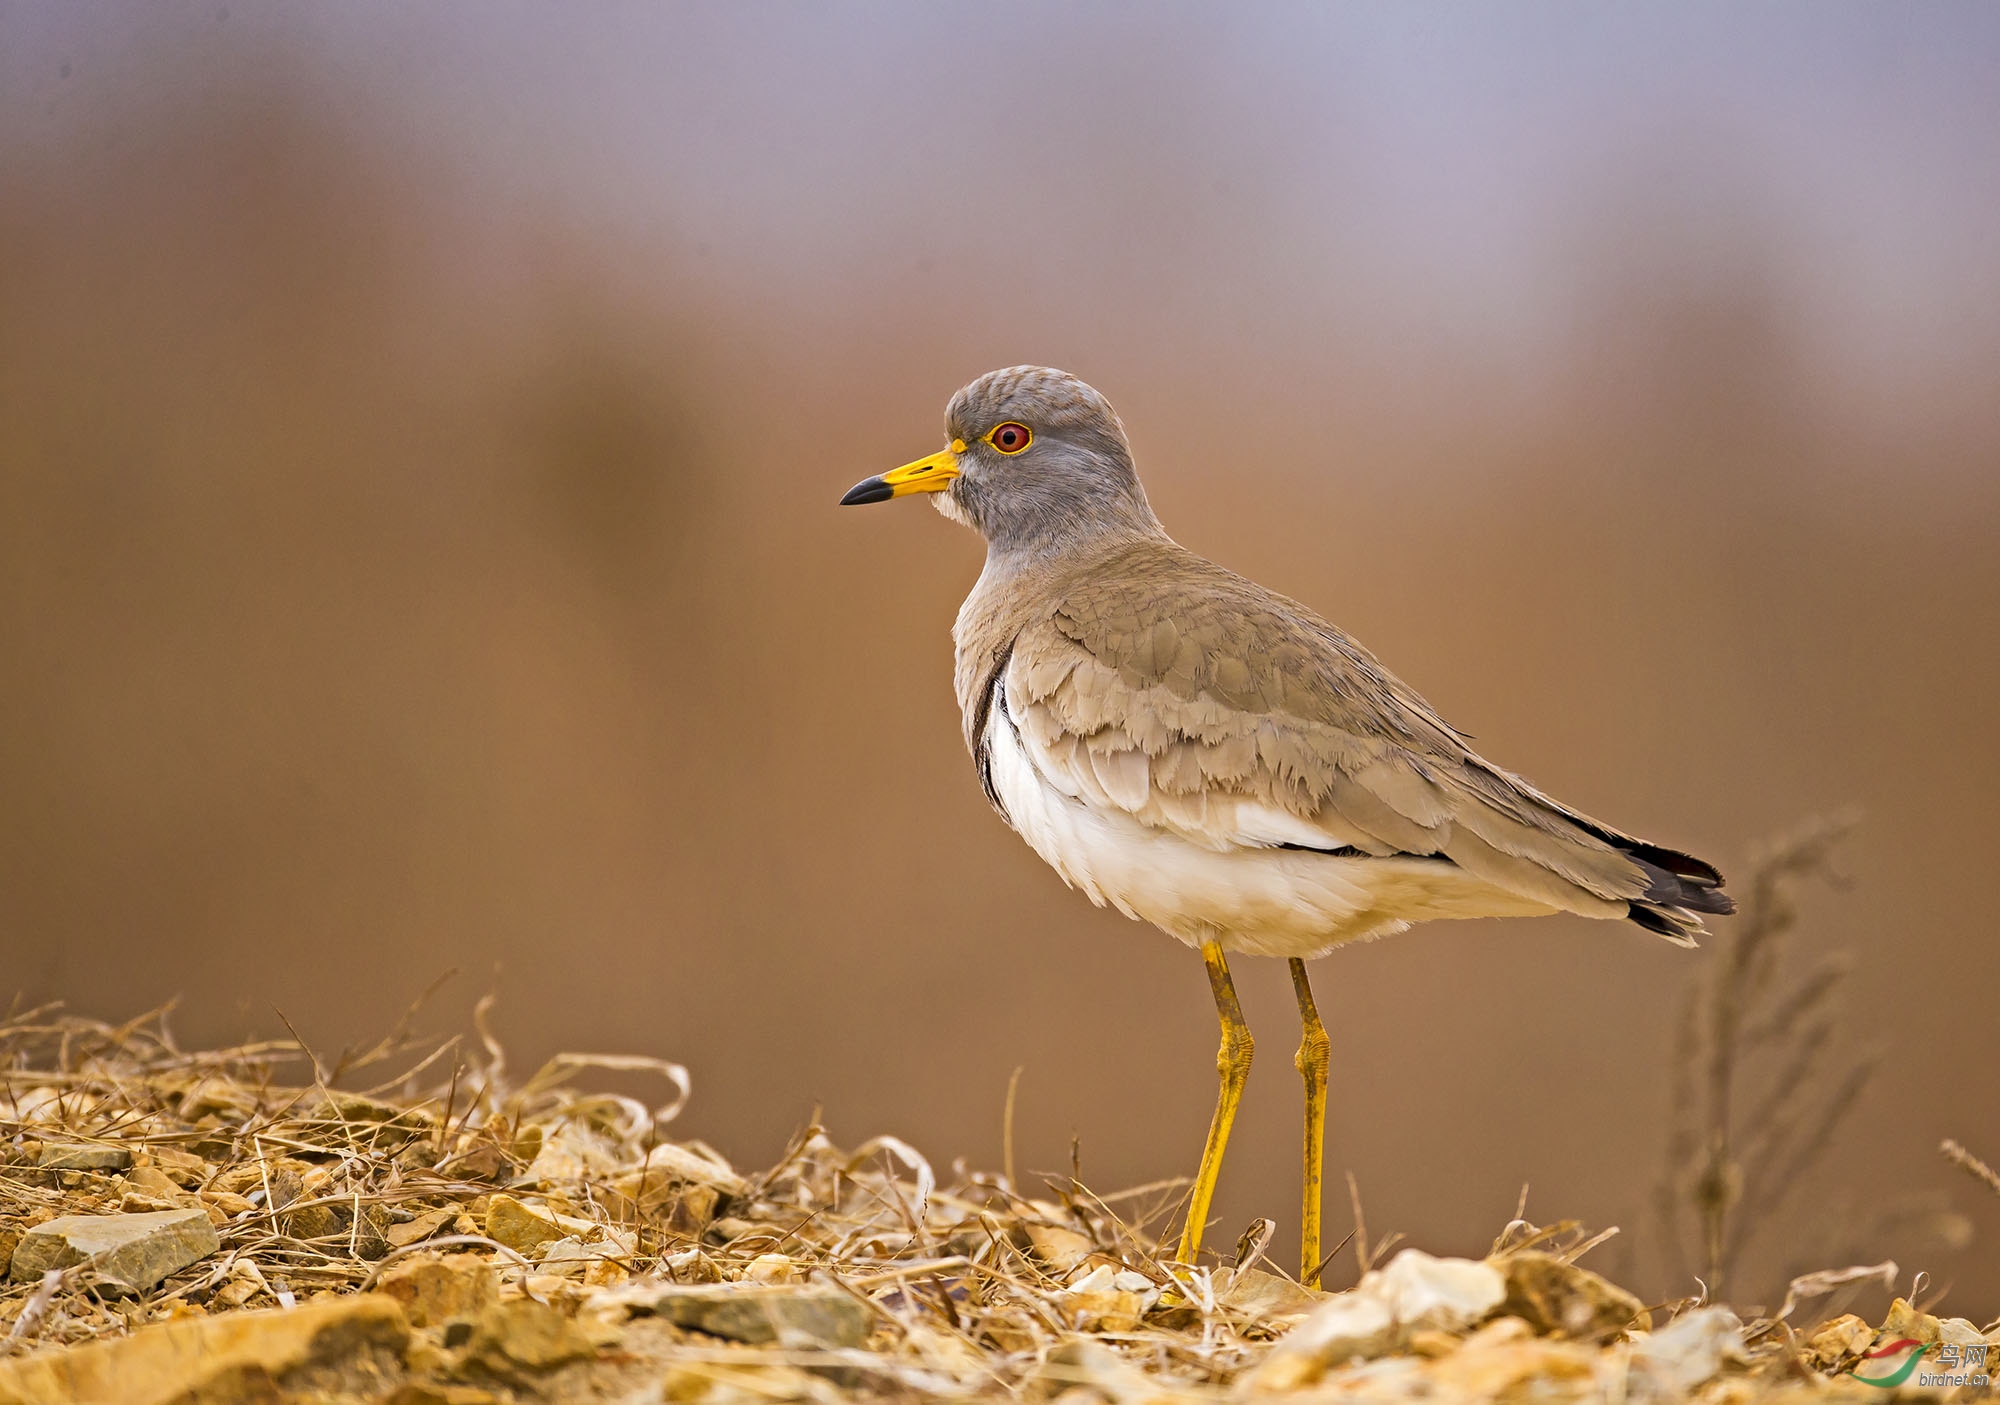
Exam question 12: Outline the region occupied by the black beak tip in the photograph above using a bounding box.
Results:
[839,477,895,506]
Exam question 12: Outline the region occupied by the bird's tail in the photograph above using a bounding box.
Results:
[1617,841,1734,946]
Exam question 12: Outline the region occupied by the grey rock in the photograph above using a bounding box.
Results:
[1034,1338,1158,1403]
[1498,1249,1648,1340]
[1632,1307,1748,1396]
[1367,1248,1507,1333]
[631,1282,871,1349]
[1246,1250,1507,1392]
[35,1144,134,1172]
[1249,1293,1396,1391]
[10,1208,220,1291]
[1218,1266,1321,1321]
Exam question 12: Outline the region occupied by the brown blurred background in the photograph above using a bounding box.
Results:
[2,5,1996,1309]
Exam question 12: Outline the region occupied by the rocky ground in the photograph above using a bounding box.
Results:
[0,1010,1991,1403]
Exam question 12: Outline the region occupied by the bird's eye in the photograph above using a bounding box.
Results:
[986,422,1033,455]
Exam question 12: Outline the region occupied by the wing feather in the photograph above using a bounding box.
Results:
[993,537,1730,935]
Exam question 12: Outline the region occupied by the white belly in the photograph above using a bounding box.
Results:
[982,689,1557,959]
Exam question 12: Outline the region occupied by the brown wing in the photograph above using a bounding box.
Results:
[1004,538,1730,941]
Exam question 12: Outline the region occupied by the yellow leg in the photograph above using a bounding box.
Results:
[1290,957,1329,1288]
[1176,940,1253,1266]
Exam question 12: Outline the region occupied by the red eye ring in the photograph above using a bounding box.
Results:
[986,422,1033,455]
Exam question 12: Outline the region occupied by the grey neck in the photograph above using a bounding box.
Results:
[981,512,1167,580]
[959,447,1167,570]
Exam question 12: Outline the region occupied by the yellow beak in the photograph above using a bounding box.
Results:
[839,440,964,505]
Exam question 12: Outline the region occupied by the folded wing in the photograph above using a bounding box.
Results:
[1000,540,1732,944]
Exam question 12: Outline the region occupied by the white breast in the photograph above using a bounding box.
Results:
[981,680,1558,958]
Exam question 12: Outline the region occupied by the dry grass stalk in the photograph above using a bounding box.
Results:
[1772,1261,1898,1322]
[1940,1139,2000,1200]
[1655,811,1877,1302]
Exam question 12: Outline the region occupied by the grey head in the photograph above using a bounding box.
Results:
[839,366,1163,559]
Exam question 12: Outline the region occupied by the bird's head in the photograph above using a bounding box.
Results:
[840,366,1160,556]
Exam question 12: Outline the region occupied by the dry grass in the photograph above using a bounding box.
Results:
[1654,812,1881,1304]
[1941,1141,2000,1202]
[0,985,1986,1399]
[0,998,1305,1392]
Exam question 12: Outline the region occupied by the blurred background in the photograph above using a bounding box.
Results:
[3,4,1996,1309]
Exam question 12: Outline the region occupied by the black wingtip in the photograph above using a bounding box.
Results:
[1627,901,1706,947]
[1620,838,1733,945]
[839,476,894,506]
[1631,851,1734,916]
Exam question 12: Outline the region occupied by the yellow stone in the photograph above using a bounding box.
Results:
[0,1294,409,1405]
[375,1254,499,1329]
